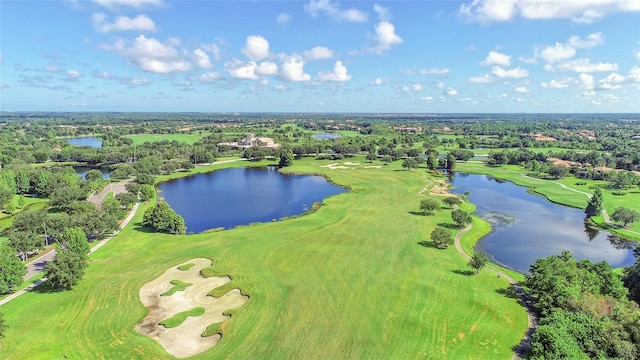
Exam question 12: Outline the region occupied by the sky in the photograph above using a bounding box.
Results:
[1,0,639,113]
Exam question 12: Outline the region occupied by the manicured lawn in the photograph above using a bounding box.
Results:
[124,133,208,145]
[0,158,527,359]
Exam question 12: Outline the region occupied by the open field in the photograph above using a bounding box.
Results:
[124,133,208,145]
[0,157,526,359]
[456,162,640,236]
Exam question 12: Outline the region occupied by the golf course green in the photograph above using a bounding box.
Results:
[0,158,527,359]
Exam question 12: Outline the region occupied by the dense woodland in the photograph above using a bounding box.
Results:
[0,112,640,354]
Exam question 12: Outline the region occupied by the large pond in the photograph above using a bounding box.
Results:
[66,136,102,148]
[158,167,346,233]
[450,173,635,273]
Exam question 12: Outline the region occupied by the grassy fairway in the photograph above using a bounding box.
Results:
[0,158,526,359]
[124,133,207,145]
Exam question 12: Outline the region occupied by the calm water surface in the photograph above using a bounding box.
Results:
[158,167,345,233]
[66,137,102,148]
[314,133,341,139]
[450,173,635,273]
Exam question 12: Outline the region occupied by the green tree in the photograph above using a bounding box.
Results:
[7,230,40,261]
[142,201,186,234]
[584,187,603,218]
[44,246,86,291]
[84,169,104,183]
[61,227,89,257]
[451,209,472,228]
[4,201,15,215]
[0,245,26,294]
[16,196,25,209]
[139,185,156,202]
[15,170,30,194]
[611,207,639,227]
[278,148,294,167]
[0,186,14,210]
[442,196,462,208]
[50,186,85,212]
[135,173,155,185]
[401,158,418,170]
[419,198,440,215]
[426,154,438,171]
[430,227,453,249]
[446,153,456,172]
[115,192,137,208]
[44,227,89,291]
[467,252,488,274]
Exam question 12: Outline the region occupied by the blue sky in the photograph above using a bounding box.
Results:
[1,0,639,113]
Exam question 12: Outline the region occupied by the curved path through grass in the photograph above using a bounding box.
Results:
[0,202,139,307]
[0,159,527,359]
[419,171,536,359]
[521,174,640,236]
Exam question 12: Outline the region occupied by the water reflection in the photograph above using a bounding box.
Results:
[451,173,636,273]
[158,167,345,233]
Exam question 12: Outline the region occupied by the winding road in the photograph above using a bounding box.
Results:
[0,181,139,307]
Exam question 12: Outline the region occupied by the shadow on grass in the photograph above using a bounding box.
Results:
[408,211,434,216]
[437,222,461,229]
[132,223,156,234]
[417,240,436,248]
[496,286,519,299]
[451,269,475,276]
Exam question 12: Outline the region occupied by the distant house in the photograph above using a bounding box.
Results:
[218,133,280,149]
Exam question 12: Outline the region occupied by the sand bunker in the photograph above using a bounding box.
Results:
[321,162,349,169]
[135,258,248,358]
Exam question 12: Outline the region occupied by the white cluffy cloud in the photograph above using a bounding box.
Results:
[92,13,156,33]
[304,0,368,22]
[242,35,270,61]
[279,54,311,82]
[101,35,191,73]
[304,46,335,60]
[468,73,493,83]
[192,49,213,69]
[480,51,511,66]
[540,33,604,63]
[459,0,640,24]
[492,66,529,78]
[317,60,352,81]
[540,43,576,64]
[225,59,278,80]
[369,21,402,54]
[544,58,618,73]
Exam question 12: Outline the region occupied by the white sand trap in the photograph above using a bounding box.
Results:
[344,162,360,166]
[135,258,248,358]
[321,163,349,169]
[363,165,381,169]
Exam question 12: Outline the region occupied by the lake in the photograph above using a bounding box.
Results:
[158,167,346,233]
[450,173,635,273]
[66,136,102,148]
[314,133,341,140]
